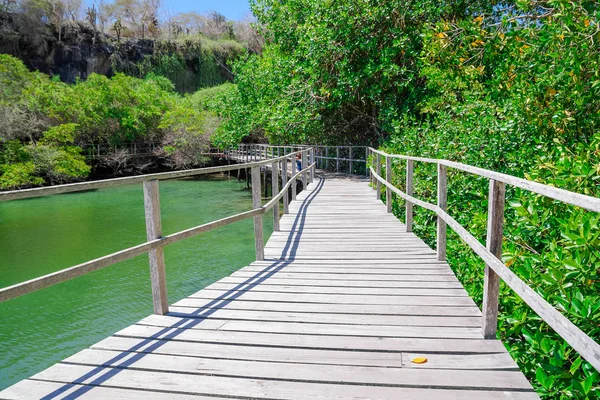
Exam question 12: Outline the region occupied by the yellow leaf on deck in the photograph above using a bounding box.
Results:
[411,357,428,364]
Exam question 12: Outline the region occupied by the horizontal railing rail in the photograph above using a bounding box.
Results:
[367,147,600,372]
[0,147,316,315]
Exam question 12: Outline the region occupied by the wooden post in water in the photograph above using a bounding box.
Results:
[251,166,264,261]
[272,161,280,231]
[143,180,168,315]
[291,155,297,201]
[406,159,414,232]
[281,158,289,214]
[375,153,381,196]
[436,164,447,261]
[482,179,505,339]
[302,151,308,189]
[386,156,392,213]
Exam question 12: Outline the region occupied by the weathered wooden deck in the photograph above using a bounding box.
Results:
[1,175,537,399]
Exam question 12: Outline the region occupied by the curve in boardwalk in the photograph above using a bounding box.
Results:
[1,175,538,399]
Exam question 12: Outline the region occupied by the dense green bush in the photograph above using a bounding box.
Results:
[214,0,600,397]
[0,55,214,189]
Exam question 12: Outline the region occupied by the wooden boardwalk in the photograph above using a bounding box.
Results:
[1,175,537,399]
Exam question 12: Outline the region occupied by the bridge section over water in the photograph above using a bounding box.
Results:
[1,175,536,399]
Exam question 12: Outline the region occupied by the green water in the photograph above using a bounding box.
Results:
[0,174,273,390]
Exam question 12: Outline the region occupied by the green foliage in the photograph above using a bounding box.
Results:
[0,55,214,188]
[189,82,233,111]
[0,162,44,189]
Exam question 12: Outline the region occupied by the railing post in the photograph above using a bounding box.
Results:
[272,161,280,231]
[281,157,289,214]
[291,155,297,201]
[349,147,353,175]
[369,149,373,187]
[482,179,506,339]
[251,166,264,261]
[406,159,414,232]
[302,151,308,188]
[143,180,168,315]
[386,156,392,213]
[309,148,314,183]
[436,164,447,261]
[336,147,340,172]
[375,153,381,196]
[365,147,369,175]
[325,146,329,170]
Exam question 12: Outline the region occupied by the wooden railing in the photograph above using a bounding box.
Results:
[0,146,316,316]
[367,147,600,372]
[81,142,159,158]
[313,146,368,175]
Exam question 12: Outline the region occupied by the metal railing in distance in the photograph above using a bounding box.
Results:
[313,146,368,175]
[0,147,316,317]
[367,147,600,372]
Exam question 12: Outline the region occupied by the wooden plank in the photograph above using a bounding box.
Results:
[0,380,215,400]
[165,306,482,328]
[202,282,467,296]
[144,314,483,337]
[239,266,455,275]
[116,324,508,353]
[214,276,465,289]
[27,363,538,399]
[401,352,519,371]
[158,299,483,316]
[93,335,405,367]
[227,271,461,283]
[186,289,477,307]
[62,349,532,390]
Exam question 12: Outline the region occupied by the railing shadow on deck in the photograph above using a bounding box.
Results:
[39,178,325,400]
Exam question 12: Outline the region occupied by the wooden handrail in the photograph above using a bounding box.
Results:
[368,147,600,213]
[369,157,600,372]
[0,148,316,310]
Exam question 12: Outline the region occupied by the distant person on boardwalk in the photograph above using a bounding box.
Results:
[296,152,302,172]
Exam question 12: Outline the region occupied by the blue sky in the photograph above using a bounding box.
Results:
[162,1,251,20]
